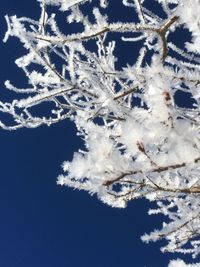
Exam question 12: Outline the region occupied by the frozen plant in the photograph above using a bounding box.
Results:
[1,0,200,264]
[168,258,200,267]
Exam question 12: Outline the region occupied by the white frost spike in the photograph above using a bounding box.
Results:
[93,8,107,27]
[3,15,12,43]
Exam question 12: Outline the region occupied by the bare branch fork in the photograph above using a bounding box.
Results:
[156,15,179,61]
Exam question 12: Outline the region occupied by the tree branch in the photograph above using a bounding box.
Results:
[103,156,200,187]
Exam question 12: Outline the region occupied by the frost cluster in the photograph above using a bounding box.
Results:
[1,0,200,263]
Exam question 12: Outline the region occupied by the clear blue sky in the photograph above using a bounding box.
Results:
[0,1,198,267]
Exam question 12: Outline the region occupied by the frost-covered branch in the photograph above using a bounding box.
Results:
[2,0,200,263]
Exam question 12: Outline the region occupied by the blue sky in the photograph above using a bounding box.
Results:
[0,1,199,267]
